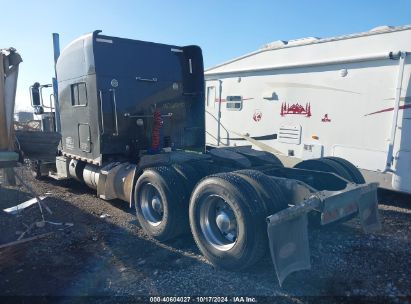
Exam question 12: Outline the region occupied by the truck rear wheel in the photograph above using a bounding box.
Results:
[233,169,288,214]
[189,172,269,271]
[323,157,365,184]
[172,163,203,193]
[134,166,189,241]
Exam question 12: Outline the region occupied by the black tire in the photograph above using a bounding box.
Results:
[189,159,226,177]
[294,158,352,181]
[134,166,189,241]
[324,157,365,184]
[233,147,284,168]
[245,151,284,168]
[232,169,288,215]
[189,172,268,270]
[172,163,203,193]
[261,152,284,168]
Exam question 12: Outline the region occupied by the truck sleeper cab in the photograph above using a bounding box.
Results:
[25,32,381,286]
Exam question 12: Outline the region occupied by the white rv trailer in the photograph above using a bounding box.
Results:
[205,25,411,194]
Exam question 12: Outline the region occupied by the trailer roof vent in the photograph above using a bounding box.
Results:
[287,37,320,46]
[261,40,287,50]
[369,25,395,33]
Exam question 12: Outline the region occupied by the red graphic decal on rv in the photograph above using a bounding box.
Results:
[253,110,262,122]
[321,114,331,122]
[280,102,312,117]
[364,104,411,116]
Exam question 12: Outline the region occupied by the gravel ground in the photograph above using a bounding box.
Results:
[0,169,410,303]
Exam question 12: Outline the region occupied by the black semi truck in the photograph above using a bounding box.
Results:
[20,31,381,286]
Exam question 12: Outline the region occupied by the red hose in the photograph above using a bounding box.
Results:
[151,110,162,150]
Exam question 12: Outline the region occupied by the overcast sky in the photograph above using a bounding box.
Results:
[2,0,411,111]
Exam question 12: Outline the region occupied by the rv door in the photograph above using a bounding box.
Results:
[206,85,216,109]
[205,80,227,146]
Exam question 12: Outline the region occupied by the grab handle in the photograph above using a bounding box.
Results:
[136,76,158,83]
[109,88,119,136]
[98,90,105,135]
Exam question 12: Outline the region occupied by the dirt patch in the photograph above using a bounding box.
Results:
[0,170,410,299]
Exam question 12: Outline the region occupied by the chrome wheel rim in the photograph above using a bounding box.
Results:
[140,183,163,227]
[198,194,238,251]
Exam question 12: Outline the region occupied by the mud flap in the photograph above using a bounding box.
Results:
[266,182,380,286]
[320,189,360,225]
[357,187,381,233]
[267,213,311,287]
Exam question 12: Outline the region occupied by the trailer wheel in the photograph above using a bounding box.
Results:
[233,170,288,214]
[134,166,188,241]
[294,158,352,181]
[323,157,365,184]
[189,172,268,271]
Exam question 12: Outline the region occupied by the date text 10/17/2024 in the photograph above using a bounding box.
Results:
[149,296,258,303]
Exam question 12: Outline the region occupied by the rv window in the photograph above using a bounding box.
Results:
[226,96,242,111]
[71,82,88,106]
[206,86,215,107]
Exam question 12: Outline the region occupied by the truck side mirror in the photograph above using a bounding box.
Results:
[30,82,42,106]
